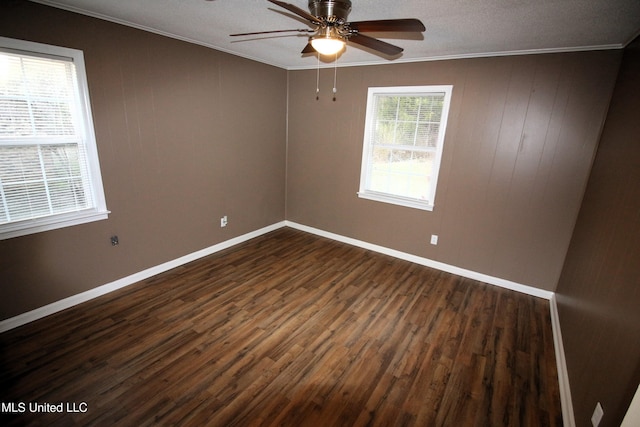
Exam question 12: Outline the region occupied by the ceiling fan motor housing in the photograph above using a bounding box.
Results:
[309,0,352,22]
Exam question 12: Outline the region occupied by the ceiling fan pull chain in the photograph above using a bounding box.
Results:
[316,53,320,100]
[333,53,338,101]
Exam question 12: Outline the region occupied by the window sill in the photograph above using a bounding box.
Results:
[0,209,110,241]
[357,191,434,211]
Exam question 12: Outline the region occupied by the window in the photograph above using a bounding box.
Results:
[358,85,453,211]
[0,37,108,240]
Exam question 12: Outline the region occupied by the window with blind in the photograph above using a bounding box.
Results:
[0,37,108,240]
[358,85,453,211]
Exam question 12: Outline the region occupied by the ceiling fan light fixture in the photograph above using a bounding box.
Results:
[233,1,425,59]
[311,27,345,56]
[311,37,345,55]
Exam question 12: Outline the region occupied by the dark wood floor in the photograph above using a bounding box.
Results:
[0,227,562,426]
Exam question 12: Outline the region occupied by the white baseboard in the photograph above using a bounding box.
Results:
[0,220,554,334]
[549,294,576,427]
[285,221,554,300]
[0,221,286,333]
[0,219,573,425]
[621,384,640,427]
[286,221,573,424]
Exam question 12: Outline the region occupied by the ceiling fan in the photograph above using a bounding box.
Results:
[230,0,426,57]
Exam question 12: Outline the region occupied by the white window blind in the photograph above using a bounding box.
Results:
[358,85,453,211]
[0,37,108,239]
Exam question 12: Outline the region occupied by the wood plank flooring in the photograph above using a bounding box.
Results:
[0,228,562,426]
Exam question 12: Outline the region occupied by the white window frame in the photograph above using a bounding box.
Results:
[358,85,453,211]
[0,36,108,240]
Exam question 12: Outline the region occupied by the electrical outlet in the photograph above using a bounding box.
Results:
[430,234,438,245]
[592,402,604,426]
[220,215,228,228]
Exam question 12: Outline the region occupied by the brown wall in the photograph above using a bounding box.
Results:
[286,52,621,291]
[0,1,287,319]
[2,2,638,424]
[555,38,640,427]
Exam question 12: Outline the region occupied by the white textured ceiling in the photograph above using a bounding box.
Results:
[32,0,640,69]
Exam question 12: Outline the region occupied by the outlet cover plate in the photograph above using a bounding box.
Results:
[592,402,604,426]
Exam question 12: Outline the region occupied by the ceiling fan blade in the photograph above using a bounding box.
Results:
[349,18,426,33]
[230,29,313,36]
[348,33,404,56]
[267,0,323,25]
[301,41,316,54]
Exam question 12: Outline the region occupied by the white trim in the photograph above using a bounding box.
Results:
[0,36,109,240]
[357,191,434,211]
[1,218,571,424]
[549,294,576,427]
[358,85,453,213]
[28,1,623,71]
[286,220,572,423]
[285,221,554,300]
[621,384,640,427]
[28,0,290,70]
[1,218,554,325]
[0,221,286,333]
[0,210,110,241]
[286,44,624,70]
